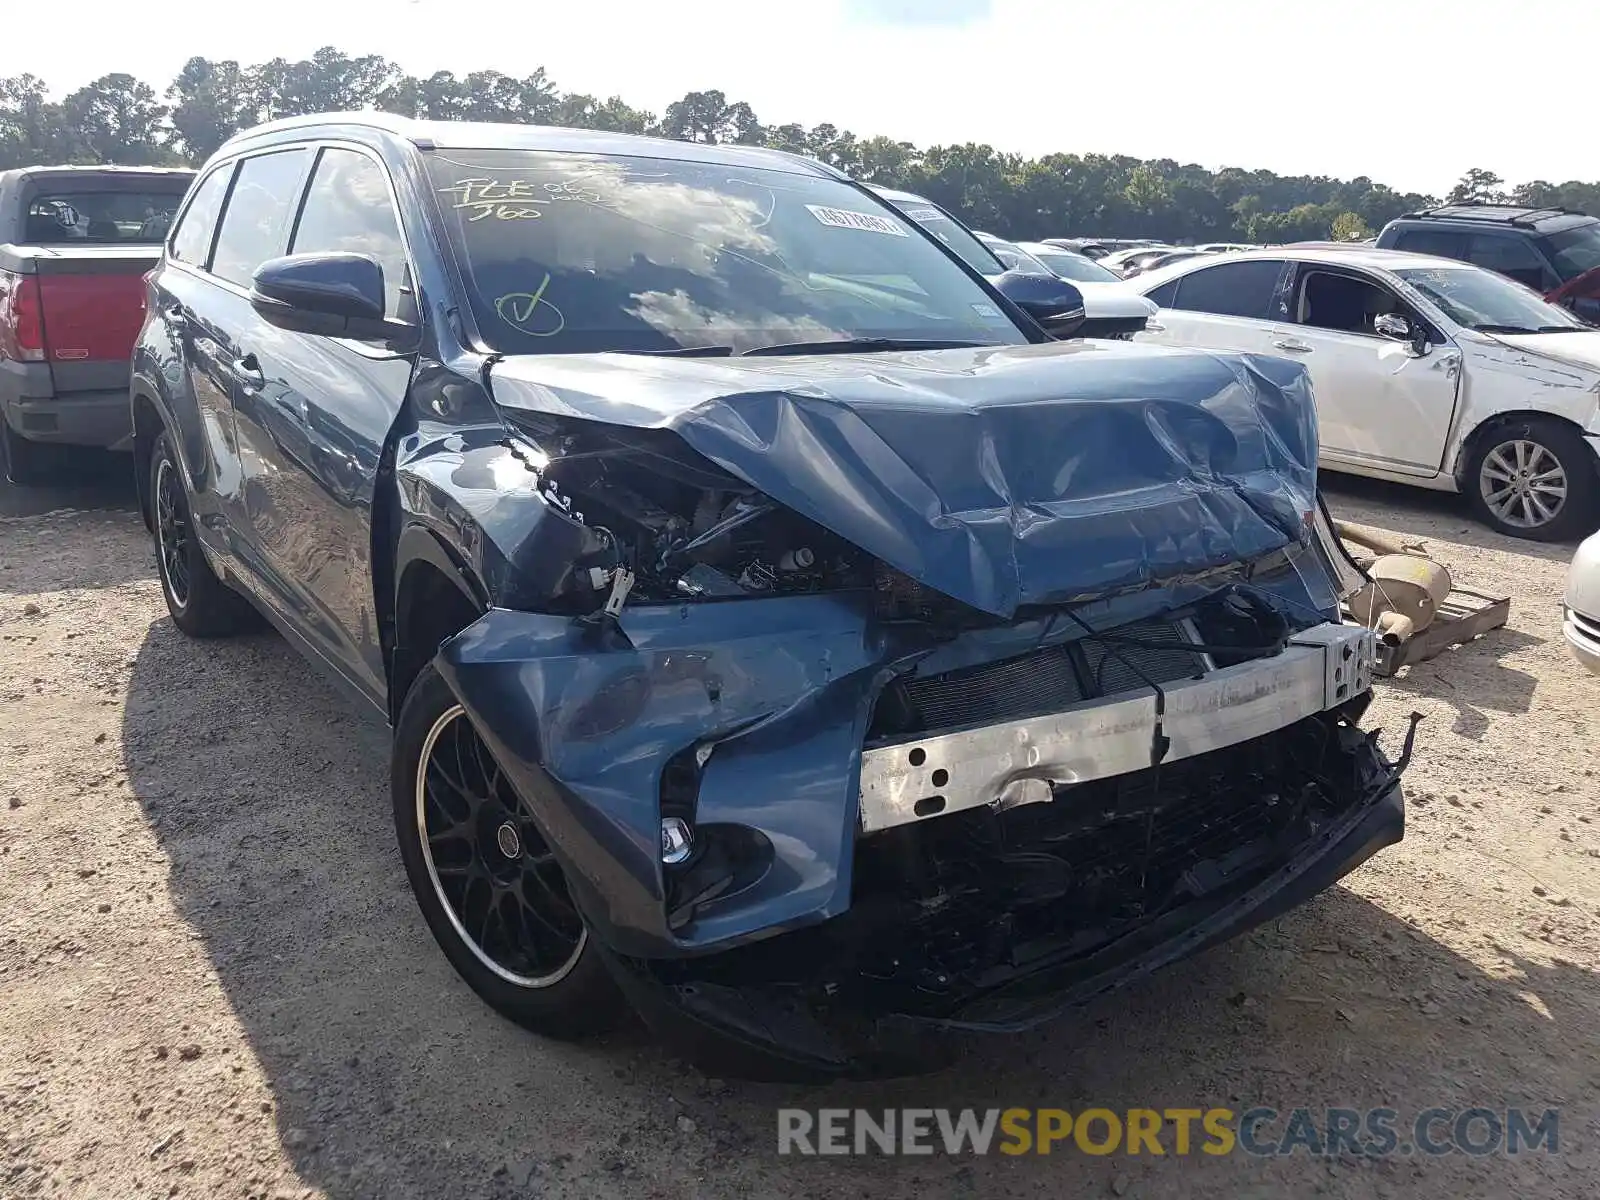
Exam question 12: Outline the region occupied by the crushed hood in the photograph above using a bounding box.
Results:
[487,340,1320,618]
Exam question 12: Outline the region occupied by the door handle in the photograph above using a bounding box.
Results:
[1273,338,1313,353]
[230,353,265,389]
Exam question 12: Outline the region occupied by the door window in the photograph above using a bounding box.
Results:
[1466,235,1554,291]
[1170,260,1285,319]
[169,165,233,266]
[1294,269,1414,337]
[290,148,412,320]
[210,149,312,290]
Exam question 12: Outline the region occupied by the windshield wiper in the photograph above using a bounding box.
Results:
[740,337,992,356]
[617,345,736,357]
[1471,324,1541,334]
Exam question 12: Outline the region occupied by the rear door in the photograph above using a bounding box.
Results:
[153,162,242,545]
[227,144,418,700]
[1135,258,1290,355]
[1273,262,1461,475]
[187,147,315,619]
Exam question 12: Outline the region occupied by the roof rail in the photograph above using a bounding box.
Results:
[1401,202,1590,228]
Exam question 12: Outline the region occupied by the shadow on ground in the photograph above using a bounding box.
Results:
[120,618,1597,1199]
[1379,627,1543,741]
[1320,472,1591,563]
[0,447,138,519]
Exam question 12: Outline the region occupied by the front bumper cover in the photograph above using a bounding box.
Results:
[608,763,1404,1081]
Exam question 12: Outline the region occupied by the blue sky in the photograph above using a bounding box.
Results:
[10,0,1590,196]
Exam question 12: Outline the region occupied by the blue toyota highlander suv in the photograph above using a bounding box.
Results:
[130,112,1409,1078]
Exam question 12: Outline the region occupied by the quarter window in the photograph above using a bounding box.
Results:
[169,166,232,266]
[1391,230,1468,260]
[290,148,411,320]
[1170,260,1285,319]
[210,149,311,290]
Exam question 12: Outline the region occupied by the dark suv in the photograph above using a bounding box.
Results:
[130,112,1407,1079]
[1375,204,1600,321]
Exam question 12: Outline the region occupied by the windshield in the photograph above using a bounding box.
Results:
[1542,223,1600,279]
[425,152,1027,355]
[23,189,188,244]
[879,197,1008,277]
[1028,249,1120,283]
[1396,266,1588,333]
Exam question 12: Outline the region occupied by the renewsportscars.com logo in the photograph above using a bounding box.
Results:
[776,1107,1560,1157]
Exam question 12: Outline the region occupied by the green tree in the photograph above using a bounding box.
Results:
[166,58,264,161]
[1330,211,1371,242]
[0,74,81,167]
[63,74,171,165]
[660,90,761,144]
[551,94,654,134]
[1447,167,1506,205]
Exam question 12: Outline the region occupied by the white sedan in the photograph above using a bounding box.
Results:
[1565,530,1600,673]
[1132,247,1600,540]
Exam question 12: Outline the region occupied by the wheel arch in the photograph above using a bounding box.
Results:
[129,387,169,533]
[387,523,490,723]
[1450,409,1597,489]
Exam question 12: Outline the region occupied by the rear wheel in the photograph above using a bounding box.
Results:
[148,431,259,637]
[1466,418,1600,542]
[392,662,623,1038]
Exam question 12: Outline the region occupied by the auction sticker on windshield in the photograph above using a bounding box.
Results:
[806,205,910,236]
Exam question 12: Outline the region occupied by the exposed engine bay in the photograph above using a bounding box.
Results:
[501,414,964,621]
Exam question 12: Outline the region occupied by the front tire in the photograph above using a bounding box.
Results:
[1466,418,1600,541]
[147,431,259,637]
[392,662,623,1038]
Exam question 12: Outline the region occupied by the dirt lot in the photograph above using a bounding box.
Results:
[2,459,1597,1200]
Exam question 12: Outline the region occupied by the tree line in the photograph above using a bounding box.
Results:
[3,48,1595,244]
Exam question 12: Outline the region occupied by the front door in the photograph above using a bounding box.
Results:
[1276,263,1461,476]
[226,145,418,702]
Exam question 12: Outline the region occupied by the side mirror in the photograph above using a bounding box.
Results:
[250,252,408,341]
[992,270,1086,338]
[1373,312,1429,357]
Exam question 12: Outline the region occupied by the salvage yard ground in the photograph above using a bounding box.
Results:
[1,460,1597,1200]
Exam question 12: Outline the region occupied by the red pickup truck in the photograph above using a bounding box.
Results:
[0,165,195,483]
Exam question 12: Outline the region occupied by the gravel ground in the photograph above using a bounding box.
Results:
[1,459,1597,1200]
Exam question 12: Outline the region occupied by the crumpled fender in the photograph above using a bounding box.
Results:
[434,592,889,958]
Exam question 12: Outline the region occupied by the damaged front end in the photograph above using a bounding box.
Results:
[416,342,1412,1078]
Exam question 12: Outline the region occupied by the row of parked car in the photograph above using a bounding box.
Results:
[0,121,1591,1080]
